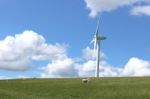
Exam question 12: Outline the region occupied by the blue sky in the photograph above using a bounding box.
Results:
[0,0,150,78]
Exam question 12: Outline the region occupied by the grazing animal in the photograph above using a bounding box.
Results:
[82,78,91,84]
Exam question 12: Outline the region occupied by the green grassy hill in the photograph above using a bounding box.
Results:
[0,77,150,99]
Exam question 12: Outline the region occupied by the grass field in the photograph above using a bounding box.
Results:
[0,77,150,99]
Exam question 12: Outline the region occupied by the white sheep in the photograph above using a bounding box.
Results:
[82,78,91,84]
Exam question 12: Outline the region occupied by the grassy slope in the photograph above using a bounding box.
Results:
[0,77,150,99]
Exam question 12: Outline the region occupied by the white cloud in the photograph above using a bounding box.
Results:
[39,40,150,77]
[78,57,150,77]
[77,60,121,77]
[0,30,67,71]
[40,45,121,78]
[122,57,150,76]
[78,60,96,77]
[41,58,78,78]
[32,43,67,61]
[82,46,105,60]
[131,5,150,16]
[1,31,150,78]
[0,58,31,71]
[41,55,150,77]
[40,46,109,78]
[84,0,150,17]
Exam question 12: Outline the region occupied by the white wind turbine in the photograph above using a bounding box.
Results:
[91,19,106,78]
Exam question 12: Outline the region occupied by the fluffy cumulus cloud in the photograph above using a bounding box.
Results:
[84,0,150,17]
[40,46,121,78]
[122,57,150,76]
[77,60,121,77]
[41,45,150,77]
[40,46,111,78]
[131,5,150,16]
[41,58,78,78]
[1,31,150,77]
[77,57,150,77]
[0,31,66,71]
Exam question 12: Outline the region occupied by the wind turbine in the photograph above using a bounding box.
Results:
[91,19,106,78]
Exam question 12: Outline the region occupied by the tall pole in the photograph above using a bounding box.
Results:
[96,40,100,77]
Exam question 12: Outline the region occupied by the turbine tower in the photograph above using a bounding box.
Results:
[91,19,106,78]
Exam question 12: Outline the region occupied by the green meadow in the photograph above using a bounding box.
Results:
[0,77,150,99]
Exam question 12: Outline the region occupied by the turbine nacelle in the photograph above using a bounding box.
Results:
[97,35,106,40]
[91,35,106,51]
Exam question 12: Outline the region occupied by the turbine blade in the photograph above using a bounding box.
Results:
[95,18,100,35]
[90,38,94,44]
[94,38,97,52]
